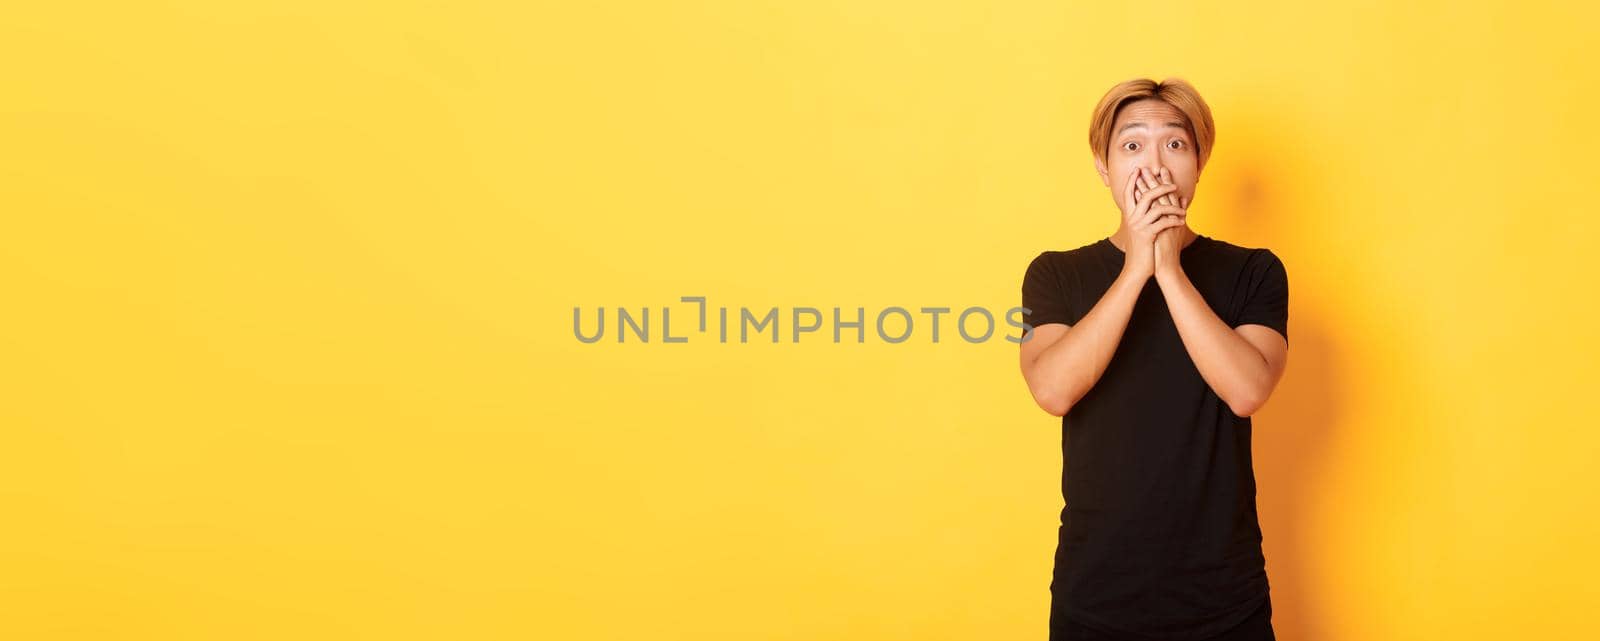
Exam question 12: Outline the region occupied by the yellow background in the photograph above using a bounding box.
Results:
[4,2,1598,639]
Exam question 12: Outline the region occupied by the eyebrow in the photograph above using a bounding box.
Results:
[1118,121,1188,135]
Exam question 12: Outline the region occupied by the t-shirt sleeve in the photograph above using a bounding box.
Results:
[1232,249,1289,342]
[1021,252,1073,328]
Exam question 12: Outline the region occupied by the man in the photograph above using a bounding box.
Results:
[1019,77,1290,641]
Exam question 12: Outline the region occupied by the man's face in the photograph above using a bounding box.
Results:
[1097,98,1200,212]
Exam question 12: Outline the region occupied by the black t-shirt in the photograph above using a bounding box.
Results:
[1020,234,1289,641]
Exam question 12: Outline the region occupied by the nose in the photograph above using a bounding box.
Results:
[1135,150,1164,176]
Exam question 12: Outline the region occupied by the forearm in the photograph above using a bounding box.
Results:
[1026,269,1147,415]
[1156,268,1275,416]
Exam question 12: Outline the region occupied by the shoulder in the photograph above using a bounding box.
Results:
[1202,236,1286,273]
[1026,239,1102,270]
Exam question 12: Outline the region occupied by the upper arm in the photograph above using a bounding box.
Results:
[1019,322,1071,415]
[1231,249,1288,343]
[1019,322,1069,371]
[1235,324,1288,390]
[1230,248,1290,406]
[1018,251,1075,375]
[1018,252,1076,414]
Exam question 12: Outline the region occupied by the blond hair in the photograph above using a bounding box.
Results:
[1088,77,1216,172]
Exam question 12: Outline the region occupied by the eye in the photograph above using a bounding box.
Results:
[1122,142,1139,152]
[1168,139,1186,150]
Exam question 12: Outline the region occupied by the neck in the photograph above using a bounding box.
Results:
[1110,226,1196,252]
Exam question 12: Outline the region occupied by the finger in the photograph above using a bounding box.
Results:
[1140,207,1184,228]
[1134,186,1160,216]
[1139,169,1174,208]
[1156,168,1177,207]
[1143,214,1185,235]
[1122,169,1140,214]
[1139,182,1179,206]
[1132,178,1152,214]
[1136,188,1175,219]
[1142,206,1186,227]
[1158,208,1187,224]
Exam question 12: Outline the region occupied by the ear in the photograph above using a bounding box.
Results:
[1094,156,1110,187]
